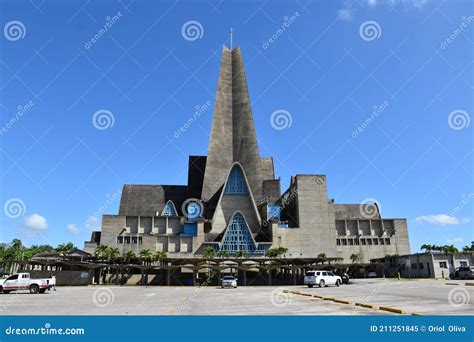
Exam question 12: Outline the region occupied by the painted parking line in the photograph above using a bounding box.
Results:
[287,290,409,315]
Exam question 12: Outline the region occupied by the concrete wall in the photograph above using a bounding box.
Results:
[272,175,338,258]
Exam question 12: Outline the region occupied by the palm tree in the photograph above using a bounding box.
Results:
[265,247,288,259]
[105,247,120,284]
[350,252,363,264]
[106,247,120,263]
[95,245,108,261]
[203,246,217,260]
[421,244,431,252]
[153,251,167,265]
[139,249,153,285]
[218,250,229,259]
[234,250,245,259]
[56,242,75,255]
[139,249,152,265]
[153,251,167,284]
[203,246,217,281]
[123,250,137,264]
[95,245,109,284]
[462,244,474,252]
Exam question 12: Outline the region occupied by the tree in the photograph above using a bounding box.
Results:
[234,250,245,259]
[106,247,120,263]
[56,242,75,254]
[153,251,167,265]
[203,246,217,260]
[123,251,137,264]
[140,249,152,265]
[350,252,363,264]
[95,245,108,261]
[265,247,288,259]
[218,250,229,259]
[95,245,109,284]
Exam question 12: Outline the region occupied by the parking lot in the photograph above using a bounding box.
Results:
[0,279,472,315]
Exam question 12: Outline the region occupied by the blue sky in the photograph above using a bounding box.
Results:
[0,0,472,252]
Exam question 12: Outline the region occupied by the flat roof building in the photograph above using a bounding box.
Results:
[84,45,411,263]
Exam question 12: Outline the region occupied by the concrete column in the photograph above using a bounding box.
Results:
[193,270,197,286]
[267,269,272,285]
[242,270,247,286]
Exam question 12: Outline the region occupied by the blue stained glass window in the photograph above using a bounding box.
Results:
[221,213,259,253]
[162,201,177,216]
[225,165,248,194]
[267,205,281,221]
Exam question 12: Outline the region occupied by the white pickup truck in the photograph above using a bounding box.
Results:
[0,272,54,294]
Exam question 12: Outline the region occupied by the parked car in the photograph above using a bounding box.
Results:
[304,271,342,288]
[450,266,474,280]
[334,271,350,284]
[221,276,237,288]
[0,273,53,294]
[450,268,459,279]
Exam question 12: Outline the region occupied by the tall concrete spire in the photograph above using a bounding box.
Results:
[201,46,264,202]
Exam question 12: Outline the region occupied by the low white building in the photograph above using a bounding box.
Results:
[372,252,473,278]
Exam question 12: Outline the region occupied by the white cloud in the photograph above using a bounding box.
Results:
[67,224,80,234]
[447,237,464,244]
[24,214,47,233]
[339,0,430,21]
[415,214,468,225]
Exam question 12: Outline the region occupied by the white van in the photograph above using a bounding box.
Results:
[304,271,342,288]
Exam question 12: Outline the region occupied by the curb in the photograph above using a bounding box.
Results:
[333,299,351,304]
[355,302,375,309]
[379,306,405,314]
[287,290,408,315]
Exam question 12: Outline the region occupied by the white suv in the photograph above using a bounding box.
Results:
[304,271,342,288]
